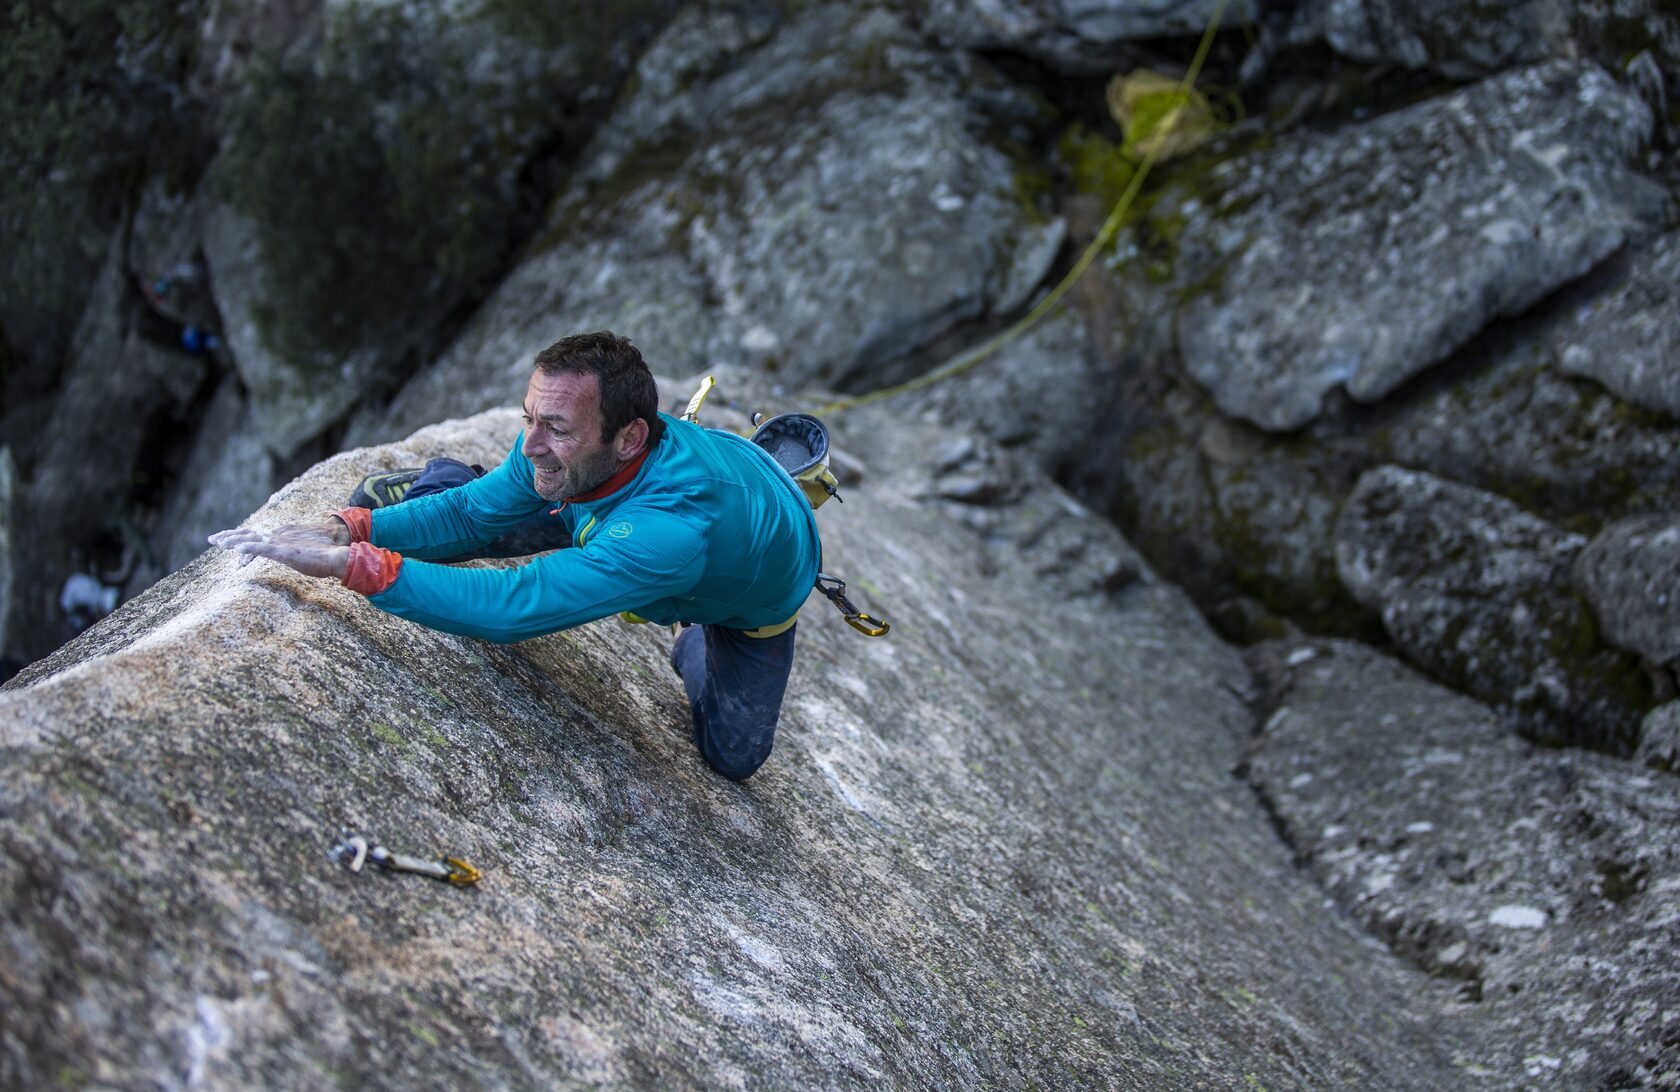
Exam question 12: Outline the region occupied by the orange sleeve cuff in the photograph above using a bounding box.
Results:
[336,507,372,544]
[342,541,403,596]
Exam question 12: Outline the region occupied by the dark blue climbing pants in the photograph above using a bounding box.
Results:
[389,458,795,782]
[671,623,797,782]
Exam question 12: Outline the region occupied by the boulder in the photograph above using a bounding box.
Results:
[0,398,1491,1089]
[1576,513,1680,667]
[1169,60,1662,432]
[351,3,1060,445]
[1245,637,1680,1090]
[1334,465,1652,752]
[924,0,1255,75]
[1554,228,1680,420]
[1380,316,1680,527]
[1277,0,1572,79]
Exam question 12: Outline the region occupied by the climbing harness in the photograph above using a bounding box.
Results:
[811,0,1229,418]
[328,829,482,886]
[681,376,890,638]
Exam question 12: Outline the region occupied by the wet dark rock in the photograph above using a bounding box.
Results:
[1245,637,1680,1090]
[1,402,1485,1089]
[1576,513,1680,667]
[1554,228,1680,420]
[1335,465,1653,753]
[1171,60,1661,432]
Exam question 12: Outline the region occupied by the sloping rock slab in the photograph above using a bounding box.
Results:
[1,406,1482,1088]
[1555,227,1680,420]
[1335,465,1652,753]
[354,3,1056,446]
[1174,60,1659,432]
[1245,637,1680,1090]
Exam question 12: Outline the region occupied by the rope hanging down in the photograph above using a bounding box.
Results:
[814,0,1229,418]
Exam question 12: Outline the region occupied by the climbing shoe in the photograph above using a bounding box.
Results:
[348,468,424,509]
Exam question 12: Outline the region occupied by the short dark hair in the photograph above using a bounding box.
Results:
[533,331,662,445]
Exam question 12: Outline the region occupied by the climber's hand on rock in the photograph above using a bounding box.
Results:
[266,518,352,547]
[209,528,350,580]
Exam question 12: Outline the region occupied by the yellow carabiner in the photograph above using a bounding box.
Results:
[844,612,890,638]
[443,857,482,886]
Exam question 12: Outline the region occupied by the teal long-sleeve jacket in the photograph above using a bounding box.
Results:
[362,414,821,642]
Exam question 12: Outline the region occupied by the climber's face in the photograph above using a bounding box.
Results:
[521,369,622,502]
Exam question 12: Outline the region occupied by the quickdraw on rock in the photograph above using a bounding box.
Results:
[328,829,482,886]
[816,572,890,637]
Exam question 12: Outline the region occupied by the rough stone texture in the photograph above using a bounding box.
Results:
[1576,513,1680,667]
[923,0,1256,75]
[1641,702,1680,773]
[1554,228,1680,420]
[350,3,1058,446]
[1,398,1503,1089]
[1278,0,1573,78]
[1172,60,1662,432]
[1245,637,1680,1090]
[1335,465,1653,753]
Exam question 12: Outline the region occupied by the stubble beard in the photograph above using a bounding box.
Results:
[533,446,618,502]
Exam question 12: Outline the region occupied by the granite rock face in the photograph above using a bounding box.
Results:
[0,400,1488,1088]
[1554,228,1680,420]
[1245,637,1680,1091]
[1576,513,1680,668]
[1173,60,1660,432]
[351,3,1058,446]
[1335,465,1653,753]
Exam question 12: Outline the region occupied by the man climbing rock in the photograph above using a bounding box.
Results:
[209,331,820,781]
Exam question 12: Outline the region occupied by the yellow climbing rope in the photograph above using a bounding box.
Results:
[813,0,1229,417]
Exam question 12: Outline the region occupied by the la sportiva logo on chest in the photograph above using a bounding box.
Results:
[607,521,633,539]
